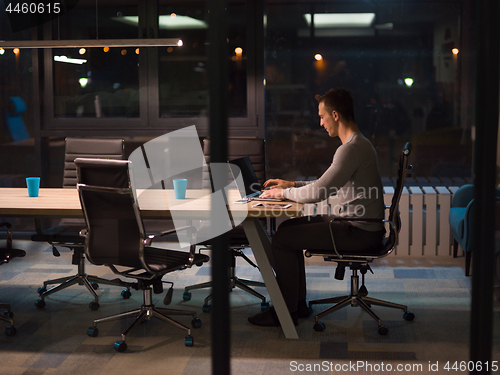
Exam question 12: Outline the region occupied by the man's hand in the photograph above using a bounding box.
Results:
[259,179,294,199]
[262,179,294,189]
[259,187,285,199]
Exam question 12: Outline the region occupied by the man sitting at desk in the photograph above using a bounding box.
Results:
[248,88,386,327]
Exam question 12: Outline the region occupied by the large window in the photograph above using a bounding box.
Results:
[264,1,470,181]
[157,1,248,119]
[50,2,141,119]
[42,0,252,128]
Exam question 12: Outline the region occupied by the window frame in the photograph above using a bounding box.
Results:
[39,0,264,139]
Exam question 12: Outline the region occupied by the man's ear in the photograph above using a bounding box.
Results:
[332,110,339,121]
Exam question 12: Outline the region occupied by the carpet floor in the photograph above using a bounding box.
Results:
[1,240,499,375]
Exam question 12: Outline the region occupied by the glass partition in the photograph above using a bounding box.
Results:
[0,7,35,186]
[157,1,247,118]
[50,2,140,118]
[264,1,470,182]
[53,46,140,118]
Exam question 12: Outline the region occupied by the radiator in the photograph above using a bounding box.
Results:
[302,185,461,257]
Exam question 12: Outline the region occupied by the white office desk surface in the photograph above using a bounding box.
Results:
[0,188,302,218]
[0,187,302,339]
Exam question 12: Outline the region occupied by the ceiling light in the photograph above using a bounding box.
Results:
[0,39,182,49]
[304,13,375,28]
[54,55,87,64]
[114,15,207,30]
[79,78,88,88]
[404,78,414,87]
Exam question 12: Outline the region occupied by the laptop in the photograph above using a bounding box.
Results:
[228,156,285,202]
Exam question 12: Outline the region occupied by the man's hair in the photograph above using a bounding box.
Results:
[318,88,356,122]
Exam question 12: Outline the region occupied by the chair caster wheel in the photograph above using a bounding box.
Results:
[183,291,192,301]
[403,311,415,321]
[3,310,13,319]
[5,326,16,336]
[91,282,99,290]
[114,341,127,352]
[313,321,326,332]
[89,301,100,311]
[185,335,194,347]
[87,327,99,337]
[378,325,389,335]
[121,289,132,299]
[202,304,211,313]
[35,299,46,309]
[191,318,202,329]
[260,302,270,310]
[37,286,47,295]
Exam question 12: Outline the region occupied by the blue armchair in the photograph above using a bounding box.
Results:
[449,184,500,276]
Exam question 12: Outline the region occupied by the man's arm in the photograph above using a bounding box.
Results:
[279,141,359,203]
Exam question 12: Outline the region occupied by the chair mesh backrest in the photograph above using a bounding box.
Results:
[374,142,412,254]
[63,138,124,188]
[201,138,265,189]
[388,142,412,235]
[75,159,143,268]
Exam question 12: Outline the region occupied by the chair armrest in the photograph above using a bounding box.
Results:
[144,225,197,246]
[451,184,474,208]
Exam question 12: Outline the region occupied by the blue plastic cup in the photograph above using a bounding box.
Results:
[26,177,40,197]
[173,178,188,199]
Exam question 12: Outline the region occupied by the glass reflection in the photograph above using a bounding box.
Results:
[265,1,470,181]
[158,1,247,118]
[51,2,140,118]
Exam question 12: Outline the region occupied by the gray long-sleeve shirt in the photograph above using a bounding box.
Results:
[282,132,385,231]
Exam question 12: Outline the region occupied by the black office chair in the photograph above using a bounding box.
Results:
[1,222,26,336]
[33,137,136,310]
[75,158,209,352]
[305,142,415,335]
[182,138,270,312]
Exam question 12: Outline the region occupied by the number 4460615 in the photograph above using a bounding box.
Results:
[444,361,498,372]
[5,2,61,14]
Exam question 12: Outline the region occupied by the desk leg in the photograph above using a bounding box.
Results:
[242,218,299,339]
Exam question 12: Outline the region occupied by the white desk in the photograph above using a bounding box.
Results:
[0,187,303,339]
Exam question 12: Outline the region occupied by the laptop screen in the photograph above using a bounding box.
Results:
[228,156,263,197]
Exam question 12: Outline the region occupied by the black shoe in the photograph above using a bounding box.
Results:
[297,300,312,318]
[248,307,298,327]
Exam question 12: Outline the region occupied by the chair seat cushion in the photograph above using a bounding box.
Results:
[449,207,466,240]
[144,247,209,273]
